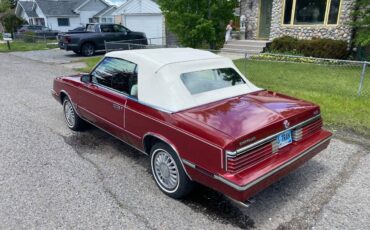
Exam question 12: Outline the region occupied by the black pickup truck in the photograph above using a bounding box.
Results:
[59,23,147,56]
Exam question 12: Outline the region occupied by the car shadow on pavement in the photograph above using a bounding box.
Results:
[65,126,328,229]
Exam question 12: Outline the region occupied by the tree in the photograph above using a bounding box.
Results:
[157,0,238,49]
[0,9,25,36]
[0,0,11,13]
[352,0,370,46]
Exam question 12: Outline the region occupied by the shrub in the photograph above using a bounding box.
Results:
[270,36,349,59]
[297,38,348,59]
[270,36,298,52]
[23,31,36,43]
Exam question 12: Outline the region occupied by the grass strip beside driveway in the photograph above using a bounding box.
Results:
[78,56,370,136]
[0,41,58,52]
[77,56,102,72]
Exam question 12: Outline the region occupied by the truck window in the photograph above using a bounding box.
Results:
[86,24,95,32]
[113,25,128,33]
[101,24,115,33]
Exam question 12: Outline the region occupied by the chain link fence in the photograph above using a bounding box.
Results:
[103,40,369,98]
[236,53,369,98]
[13,33,58,43]
[104,36,179,53]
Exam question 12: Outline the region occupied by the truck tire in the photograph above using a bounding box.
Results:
[81,43,95,56]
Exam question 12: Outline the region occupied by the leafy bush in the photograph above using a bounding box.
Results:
[297,38,348,59]
[352,0,370,46]
[157,0,238,49]
[270,36,348,59]
[270,36,298,52]
[23,31,36,43]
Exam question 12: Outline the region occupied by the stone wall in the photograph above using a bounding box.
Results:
[270,0,355,43]
[240,0,259,39]
[241,0,355,43]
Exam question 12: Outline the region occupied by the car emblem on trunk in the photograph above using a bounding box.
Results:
[283,120,290,129]
[239,136,256,146]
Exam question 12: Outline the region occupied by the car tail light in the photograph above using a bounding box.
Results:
[292,128,303,141]
[63,36,71,44]
[226,116,323,173]
[293,119,322,142]
[271,140,279,153]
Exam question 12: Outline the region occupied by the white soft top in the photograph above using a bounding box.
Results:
[106,48,261,112]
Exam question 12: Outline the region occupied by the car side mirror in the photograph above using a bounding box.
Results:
[81,74,90,83]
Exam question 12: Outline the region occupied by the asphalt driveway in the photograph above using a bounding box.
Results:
[0,52,369,229]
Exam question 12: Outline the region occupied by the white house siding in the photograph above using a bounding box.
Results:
[113,0,165,44]
[98,7,116,23]
[46,16,81,32]
[122,0,160,14]
[124,15,164,45]
[79,0,107,25]
[20,10,30,23]
[35,5,46,23]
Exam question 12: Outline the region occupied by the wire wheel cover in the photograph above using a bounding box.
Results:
[153,150,179,190]
[64,101,75,127]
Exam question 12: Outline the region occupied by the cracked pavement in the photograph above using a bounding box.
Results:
[0,52,369,229]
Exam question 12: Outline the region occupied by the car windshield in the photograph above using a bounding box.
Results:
[180,68,245,95]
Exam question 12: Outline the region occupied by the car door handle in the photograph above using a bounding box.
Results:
[113,103,123,110]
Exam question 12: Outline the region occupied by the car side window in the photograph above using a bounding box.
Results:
[91,57,138,97]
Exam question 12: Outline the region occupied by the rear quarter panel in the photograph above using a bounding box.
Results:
[125,100,233,173]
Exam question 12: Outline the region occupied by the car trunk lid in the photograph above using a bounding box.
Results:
[178,90,320,149]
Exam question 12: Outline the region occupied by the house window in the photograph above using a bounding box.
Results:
[283,0,341,25]
[283,0,293,24]
[57,18,70,26]
[101,17,113,23]
[89,18,99,23]
[328,0,341,24]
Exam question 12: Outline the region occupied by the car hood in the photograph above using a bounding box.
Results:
[177,90,319,147]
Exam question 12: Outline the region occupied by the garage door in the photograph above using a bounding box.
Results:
[125,15,163,45]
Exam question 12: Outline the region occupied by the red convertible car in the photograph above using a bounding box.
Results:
[52,48,332,205]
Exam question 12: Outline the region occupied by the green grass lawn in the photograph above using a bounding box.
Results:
[235,59,370,136]
[0,40,58,52]
[79,56,370,136]
[77,56,102,72]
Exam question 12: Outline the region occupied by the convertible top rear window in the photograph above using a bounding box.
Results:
[180,68,245,95]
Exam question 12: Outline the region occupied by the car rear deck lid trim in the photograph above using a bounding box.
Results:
[226,114,322,157]
[217,136,331,191]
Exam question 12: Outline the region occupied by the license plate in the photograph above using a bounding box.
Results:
[277,130,292,148]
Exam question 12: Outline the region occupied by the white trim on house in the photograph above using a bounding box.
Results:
[112,0,162,16]
[74,0,110,13]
